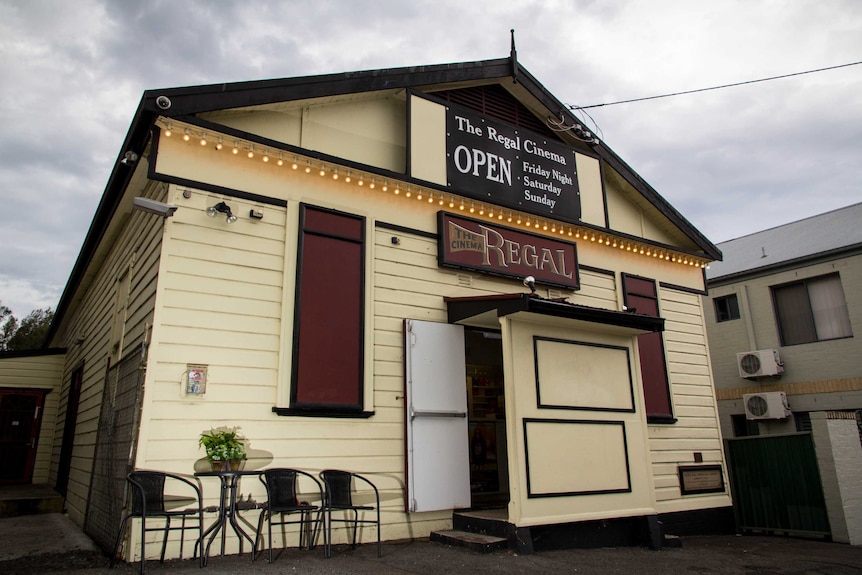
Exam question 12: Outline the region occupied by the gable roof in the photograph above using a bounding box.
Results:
[47,55,720,345]
[706,202,862,283]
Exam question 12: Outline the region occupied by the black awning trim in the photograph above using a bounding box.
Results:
[445,293,664,332]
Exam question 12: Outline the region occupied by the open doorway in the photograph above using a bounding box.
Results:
[464,328,509,508]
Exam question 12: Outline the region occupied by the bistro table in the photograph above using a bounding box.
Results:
[194,469,262,564]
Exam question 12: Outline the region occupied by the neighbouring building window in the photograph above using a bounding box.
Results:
[714,294,740,322]
[291,204,365,413]
[794,412,812,432]
[731,414,759,437]
[772,273,852,346]
[622,274,674,422]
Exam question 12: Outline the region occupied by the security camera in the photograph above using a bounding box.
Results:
[133,197,178,218]
[155,95,172,110]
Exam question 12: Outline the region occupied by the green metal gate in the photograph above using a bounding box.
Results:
[725,433,829,538]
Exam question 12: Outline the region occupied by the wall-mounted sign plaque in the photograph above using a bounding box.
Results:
[438,212,579,290]
[678,465,725,495]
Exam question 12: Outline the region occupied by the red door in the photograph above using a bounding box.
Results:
[0,389,46,483]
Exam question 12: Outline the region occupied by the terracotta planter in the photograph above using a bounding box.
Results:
[210,459,244,472]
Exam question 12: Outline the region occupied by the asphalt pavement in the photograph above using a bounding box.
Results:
[1,513,861,575]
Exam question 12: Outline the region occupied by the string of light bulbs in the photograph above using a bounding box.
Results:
[157,119,711,269]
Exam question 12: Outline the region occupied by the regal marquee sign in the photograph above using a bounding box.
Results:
[438,213,579,290]
[445,102,581,223]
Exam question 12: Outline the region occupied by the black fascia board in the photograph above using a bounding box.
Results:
[141,58,514,116]
[446,293,664,333]
[45,100,158,345]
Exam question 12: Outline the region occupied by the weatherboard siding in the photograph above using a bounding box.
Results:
[48,180,166,523]
[650,287,730,513]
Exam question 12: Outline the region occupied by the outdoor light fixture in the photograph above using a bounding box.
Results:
[207,201,237,224]
[132,197,177,218]
[523,276,536,293]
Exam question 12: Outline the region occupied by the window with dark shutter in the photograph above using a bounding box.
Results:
[290,204,366,414]
[622,274,674,423]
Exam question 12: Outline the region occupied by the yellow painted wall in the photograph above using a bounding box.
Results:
[130,130,728,559]
[47,175,166,524]
[0,353,65,483]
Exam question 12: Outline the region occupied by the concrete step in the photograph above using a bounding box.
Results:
[430,529,509,553]
[0,485,64,518]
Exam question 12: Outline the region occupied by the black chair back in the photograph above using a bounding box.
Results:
[320,470,353,508]
[263,469,301,512]
[129,471,168,515]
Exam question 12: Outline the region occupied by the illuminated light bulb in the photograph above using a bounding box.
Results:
[305,161,311,173]
[291,157,299,170]
[332,168,339,180]
[590,235,596,242]
[394,186,400,195]
[263,153,270,163]
[507,213,512,222]
[449,199,455,208]
[248,147,255,159]
[164,123,172,137]
[542,223,548,231]
[439,197,445,205]
[568,229,573,236]
[488,209,494,218]
[183,129,190,141]
[469,204,475,213]
[639,248,645,255]
[429,196,435,204]
[499,213,504,220]
[459,200,464,210]
[416,192,423,200]
[215,138,223,150]
[319,165,326,176]
[559,227,564,234]
[525,220,531,227]
[358,177,364,186]
[369,178,375,189]
[200,136,207,146]
[382,182,388,192]
[478,207,484,215]
[232,142,240,155]
[516,216,522,224]
[277,155,283,166]
[405,190,412,198]
[551,224,556,233]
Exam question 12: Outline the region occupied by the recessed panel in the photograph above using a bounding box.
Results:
[524,419,631,497]
[535,338,634,412]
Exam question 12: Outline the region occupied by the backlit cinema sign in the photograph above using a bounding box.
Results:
[438,213,579,290]
[446,104,581,222]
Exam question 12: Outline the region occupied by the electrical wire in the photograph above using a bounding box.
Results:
[571,60,862,110]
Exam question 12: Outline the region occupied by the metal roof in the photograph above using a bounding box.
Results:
[706,202,862,282]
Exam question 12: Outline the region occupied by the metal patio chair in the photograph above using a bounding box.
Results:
[319,469,381,558]
[110,470,204,575]
[254,468,324,563]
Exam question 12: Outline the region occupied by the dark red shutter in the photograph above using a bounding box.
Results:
[623,274,674,421]
[292,206,365,410]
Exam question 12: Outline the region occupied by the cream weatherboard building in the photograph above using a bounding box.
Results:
[7,54,733,560]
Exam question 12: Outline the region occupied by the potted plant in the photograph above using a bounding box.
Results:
[199,427,247,471]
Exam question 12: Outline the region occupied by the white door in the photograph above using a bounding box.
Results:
[404,319,471,512]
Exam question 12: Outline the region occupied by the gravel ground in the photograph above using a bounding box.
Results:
[1,534,861,575]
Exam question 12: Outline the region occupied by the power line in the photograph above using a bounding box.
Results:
[572,60,862,110]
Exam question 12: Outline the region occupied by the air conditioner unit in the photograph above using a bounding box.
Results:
[743,392,791,420]
[737,349,784,379]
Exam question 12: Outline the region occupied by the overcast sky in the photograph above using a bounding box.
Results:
[1,0,860,316]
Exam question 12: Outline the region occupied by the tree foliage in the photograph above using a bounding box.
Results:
[0,306,54,351]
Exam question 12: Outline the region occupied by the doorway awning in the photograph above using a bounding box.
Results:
[444,293,664,334]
